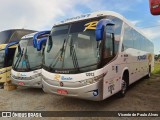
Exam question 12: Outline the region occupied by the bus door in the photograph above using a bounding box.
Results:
[0,49,6,83]
[95,19,119,98]
[4,47,16,82]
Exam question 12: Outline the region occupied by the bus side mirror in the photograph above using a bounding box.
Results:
[95,26,104,41]
[47,35,53,53]
[37,37,47,51]
[33,31,50,48]
[149,0,160,15]
[95,19,115,41]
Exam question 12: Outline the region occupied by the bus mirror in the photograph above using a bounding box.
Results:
[149,0,160,15]
[33,31,50,48]
[47,35,53,53]
[95,19,115,41]
[37,37,47,51]
[95,27,104,41]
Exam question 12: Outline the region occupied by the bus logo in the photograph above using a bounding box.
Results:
[84,21,98,31]
[54,74,61,81]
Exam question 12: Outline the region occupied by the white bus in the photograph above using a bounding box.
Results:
[42,11,154,101]
[11,31,50,88]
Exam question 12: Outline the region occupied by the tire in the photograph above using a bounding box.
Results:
[118,73,128,97]
[146,65,151,79]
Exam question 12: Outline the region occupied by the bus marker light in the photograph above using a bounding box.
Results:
[18,82,25,86]
[57,89,68,95]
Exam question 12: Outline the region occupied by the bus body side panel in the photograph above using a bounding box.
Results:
[102,55,123,99]
[0,68,7,83]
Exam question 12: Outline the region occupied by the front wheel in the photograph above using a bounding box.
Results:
[118,79,127,97]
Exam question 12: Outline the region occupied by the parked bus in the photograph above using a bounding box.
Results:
[0,29,35,84]
[42,11,154,101]
[11,31,50,88]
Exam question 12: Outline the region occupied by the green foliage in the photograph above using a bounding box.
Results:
[152,63,160,74]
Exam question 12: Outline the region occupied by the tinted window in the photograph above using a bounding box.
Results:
[107,16,123,54]
[122,23,134,51]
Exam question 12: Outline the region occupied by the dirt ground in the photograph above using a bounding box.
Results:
[0,71,160,120]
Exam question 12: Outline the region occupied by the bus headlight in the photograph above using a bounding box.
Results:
[79,74,104,86]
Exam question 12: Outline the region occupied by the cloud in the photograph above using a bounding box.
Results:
[140,27,160,40]
[0,0,89,31]
[0,0,146,31]
[129,20,141,26]
[157,20,160,24]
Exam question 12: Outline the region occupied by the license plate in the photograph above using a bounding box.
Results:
[18,82,25,86]
[57,89,68,95]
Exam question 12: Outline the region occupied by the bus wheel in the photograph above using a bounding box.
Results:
[146,65,151,79]
[118,73,128,97]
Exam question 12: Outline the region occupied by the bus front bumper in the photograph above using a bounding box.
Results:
[42,78,103,101]
[11,76,42,88]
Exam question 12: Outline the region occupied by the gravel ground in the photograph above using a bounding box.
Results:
[0,74,160,120]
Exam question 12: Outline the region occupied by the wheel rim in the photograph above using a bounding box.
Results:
[121,80,127,94]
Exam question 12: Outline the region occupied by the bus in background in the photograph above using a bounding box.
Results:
[149,0,160,15]
[11,31,50,88]
[42,11,154,101]
[0,29,35,86]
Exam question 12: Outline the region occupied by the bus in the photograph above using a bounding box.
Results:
[42,11,154,101]
[0,29,35,85]
[11,31,50,88]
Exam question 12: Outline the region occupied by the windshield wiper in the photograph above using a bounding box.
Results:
[50,39,66,68]
[14,47,30,70]
[97,41,101,62]
[21,47,30,70]
[70,38,79,71]
[13,47,24,69]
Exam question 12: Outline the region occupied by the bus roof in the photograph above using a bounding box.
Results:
[21,32,38,39]
[0,29,36,44]
[54,11,124,26]
[53,11,151,42]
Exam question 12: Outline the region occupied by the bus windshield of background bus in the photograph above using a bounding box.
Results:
[44,17,105,73]
[0,49,5,69]
[13,38,43,71]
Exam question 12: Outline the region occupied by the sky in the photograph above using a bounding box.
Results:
[0,0,160,54]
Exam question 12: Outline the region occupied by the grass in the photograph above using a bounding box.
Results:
[152,62,160,75]
[144,62,160,85]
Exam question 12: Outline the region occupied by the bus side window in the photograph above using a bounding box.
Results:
[104,33,114,58]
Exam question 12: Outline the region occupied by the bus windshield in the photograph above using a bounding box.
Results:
[13,38,44,71]
[44,18,104,73]
[0,49,5,69]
